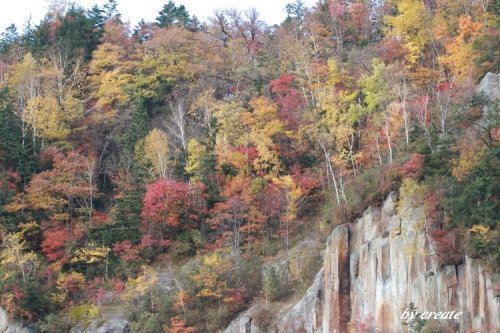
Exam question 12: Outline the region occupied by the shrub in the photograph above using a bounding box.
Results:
[263,266,289,302]
[205,305,231,332]
[468,225,500,271]
[38,313,73,333]
[337,164,401,224]
[253,306,274,331]
[130,312,163,333]
[68,304,100,326]
[17,279,50,319]
[428,229,461,266]
[398,178,427,212]
[403,302,428,333]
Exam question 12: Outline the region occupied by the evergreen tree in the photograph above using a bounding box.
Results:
[90,164,145,246]
[18,278,49,317]
[0,88,20,168]
[103,0,122,22]
[20,18,35,51]
[31,4,103,60]
[0,88,36,181]
[87,4,106,30]
[285,0,305,24]
[0,24,19,54]
[121,99,150,153]
[156,1,196,30]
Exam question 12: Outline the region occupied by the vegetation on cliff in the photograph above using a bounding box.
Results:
[0,0,498,331]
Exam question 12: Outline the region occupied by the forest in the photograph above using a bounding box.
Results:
[0,0,498,332]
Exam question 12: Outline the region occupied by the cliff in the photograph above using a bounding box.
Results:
[0,308,31,333]
[226,192,499,333]
[224,71,500,333]
[3,72,499,333]
[5,193,497,333]
[284,192,499,333]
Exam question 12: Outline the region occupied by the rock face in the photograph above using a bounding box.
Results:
[277,192,499,333]
[0,306,128,333]
[0,308,31,333]
[476,72,500,100]
[225,191,499,333]
[224,238,324,333]
[223,305,264,333]
[278,269,324,333]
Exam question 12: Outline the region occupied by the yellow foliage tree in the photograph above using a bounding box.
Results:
[122,265,159,309]
[88,43,132,114]
[8,53,83,144]
[301,59,356,202]
[70,243,109,265]
[213,100,248,172]
[54,271,86,304]
[438,16,482,82]
[451,137,487,180]
[135,128,173,179]
[272,175,302,250]
[191,252,229,303]
[185,138,206,181]
[25,95,68,141]
[0,232,40,285]
[385,0,431,66]
[244,97,284,176]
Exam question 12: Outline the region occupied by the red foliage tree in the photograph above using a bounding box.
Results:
[141,179,189,227]
[208,175,264,261]
[112,240,139,261]
[376,37,406,64]
[40,221,81,264]
[269,75,306,130]
[140,179,206,252]
[169,316,196,333]
[7,148,98,225]
[255,181,286,243]
[400,153,425,179]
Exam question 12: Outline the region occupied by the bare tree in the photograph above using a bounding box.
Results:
[163,91,189,152]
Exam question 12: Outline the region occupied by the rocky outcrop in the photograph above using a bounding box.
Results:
[323,225,350,333]
[277,192,499,333]
[224,73,500,333]
[475,72,499,135]
[278,269,323,333]
[0,308,31,333]
[223,305,264,333]
[476,72,500,100]
[224,191,499,333]
[0,306,128,333]
[223,239,323,333]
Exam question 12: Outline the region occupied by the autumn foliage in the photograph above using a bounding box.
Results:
[0,0,497,331]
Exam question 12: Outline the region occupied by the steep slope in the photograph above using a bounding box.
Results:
[224,71,500,333]
[0,308,30,333]
[279,192,499,333]
[226,192,499,333]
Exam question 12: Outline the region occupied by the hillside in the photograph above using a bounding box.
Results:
[227,188,499,333]
[0,0,498,332]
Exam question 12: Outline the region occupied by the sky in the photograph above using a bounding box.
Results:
[0,0,318,33]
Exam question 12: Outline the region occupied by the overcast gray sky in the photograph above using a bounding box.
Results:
[0,0,317,32]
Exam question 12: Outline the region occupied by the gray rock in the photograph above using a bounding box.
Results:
[476,72,500,101]
[223,305,263,333]
[278,269,324,333]
[0,308,31,333]
[276,192,499,333]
